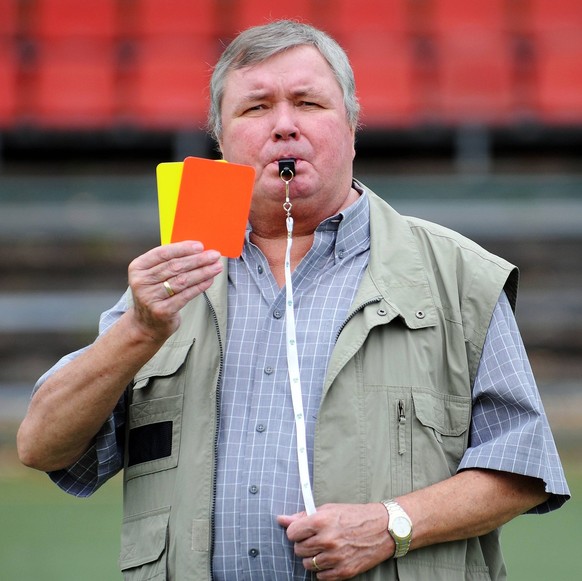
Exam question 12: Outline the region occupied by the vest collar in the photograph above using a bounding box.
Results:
[358,180,437,330]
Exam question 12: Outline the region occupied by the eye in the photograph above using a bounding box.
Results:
[297,100,320,108]
[244,103,267,114]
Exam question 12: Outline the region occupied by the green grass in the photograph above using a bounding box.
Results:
[0,468,122,581]
[502,461,581,580]
[0,460,580,580]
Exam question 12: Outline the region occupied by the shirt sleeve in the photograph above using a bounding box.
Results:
[458,292,570,513]
[34,290,130,497]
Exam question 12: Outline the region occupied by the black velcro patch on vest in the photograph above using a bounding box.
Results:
[127,421,173,467]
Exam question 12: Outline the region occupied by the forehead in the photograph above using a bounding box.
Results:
[223,45,341,97]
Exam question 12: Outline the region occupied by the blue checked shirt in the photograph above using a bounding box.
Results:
[38,188,569,580]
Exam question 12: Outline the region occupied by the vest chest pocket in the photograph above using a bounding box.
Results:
[119,507,170,580]
[126,340,193,481]
[411,389,471,488]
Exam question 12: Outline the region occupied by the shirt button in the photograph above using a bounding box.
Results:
[256,423,266,432]
[249,485,259,494]
[248,548,259,558]
[416,310,426,319]
[257,265,264,274]
[273,309,282,319]
[264,366,273,375]
[338,249,345,259]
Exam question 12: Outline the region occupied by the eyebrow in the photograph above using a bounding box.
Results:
[290,86,325,100]
[239,85,325,103]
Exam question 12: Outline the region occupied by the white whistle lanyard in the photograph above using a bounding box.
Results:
[281,169,317,516]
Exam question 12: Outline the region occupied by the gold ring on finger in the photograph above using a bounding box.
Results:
[312,555,322,572]
[163,280,175,297]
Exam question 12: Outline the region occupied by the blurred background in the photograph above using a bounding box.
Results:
[0,1,581,579]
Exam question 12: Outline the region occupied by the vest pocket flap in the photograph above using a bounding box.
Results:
[412,390,471,437]
[133,340,194,389]
[119,507,170,571]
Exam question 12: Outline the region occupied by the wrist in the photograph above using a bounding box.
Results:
[381,499,413,558]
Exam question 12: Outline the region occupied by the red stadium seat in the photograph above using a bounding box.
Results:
[435,35,515,124]
[526,0,582,36]
[30,0,118,40]
[346,36,418,127]
[130,0,217,39]
[126,39,217,129]
[0,0,19,38]
[0,42,18,127]
[533,35,582,124]
[323,0,410,38]
[430,0,508,35]
[30,42,117,128]
[233,0,314,31]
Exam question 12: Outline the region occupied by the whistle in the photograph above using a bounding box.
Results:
[278,158,296,181]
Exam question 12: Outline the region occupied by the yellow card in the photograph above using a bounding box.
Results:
[156,161,183,245]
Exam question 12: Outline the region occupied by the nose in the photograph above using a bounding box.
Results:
[271,104,300,141]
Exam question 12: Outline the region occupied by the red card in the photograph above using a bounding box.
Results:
[171,157,255,258]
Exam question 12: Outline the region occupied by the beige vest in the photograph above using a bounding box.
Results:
[119,188,518,580]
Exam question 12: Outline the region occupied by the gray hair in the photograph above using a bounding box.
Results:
[208,20,360,143]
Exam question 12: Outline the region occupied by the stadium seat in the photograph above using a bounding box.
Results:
[434,34,515,124]
[533,35,582,124]
[0,0,19,38]
[233,0,314,31]
[30,0,118,40]
[0,42,18,127]
[126,39,218,129]
[323,0,410,38]
[526,0,582,36]
[130,0,217,39]
[429,0,508,35]
[345,36,418,127]
[30,42,117,128]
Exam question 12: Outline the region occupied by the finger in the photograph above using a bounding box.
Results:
[277,512,306,528]
[161,257,223,298]
[159,248,222,282]
[284,515,322,544]
[132,241,206,271]
[130,245,222,298]
[305,554,327,574]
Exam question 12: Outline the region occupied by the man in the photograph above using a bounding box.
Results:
[18,20,569,581]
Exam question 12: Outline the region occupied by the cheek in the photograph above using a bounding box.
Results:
[220,119,268,161]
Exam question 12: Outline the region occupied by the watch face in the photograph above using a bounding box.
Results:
[392,516,411,538]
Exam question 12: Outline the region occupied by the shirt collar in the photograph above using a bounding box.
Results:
[243,182,370,258]
[316,184,370,262]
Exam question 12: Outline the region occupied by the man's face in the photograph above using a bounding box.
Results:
[219,45,356,224]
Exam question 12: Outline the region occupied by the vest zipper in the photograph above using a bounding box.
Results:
[334,296,383,342]
[204,292,224,580]
[397,399,406,455]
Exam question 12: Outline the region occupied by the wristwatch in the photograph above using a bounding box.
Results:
[381,499,413,558]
